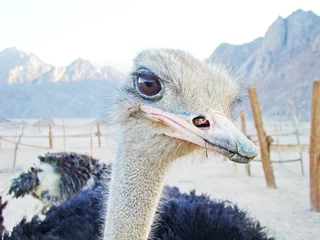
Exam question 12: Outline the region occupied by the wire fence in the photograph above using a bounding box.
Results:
[0,119,119,174]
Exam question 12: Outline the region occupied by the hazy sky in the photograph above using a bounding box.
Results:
[0,0,319,70]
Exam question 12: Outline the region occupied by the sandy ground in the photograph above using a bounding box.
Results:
[0,119,320,240]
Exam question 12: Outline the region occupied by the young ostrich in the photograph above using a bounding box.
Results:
[2,49,265,240]
[8,152,111,212]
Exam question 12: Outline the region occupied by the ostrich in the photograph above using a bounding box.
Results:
[2,48,269,240]
[8,152,111,212]
[101,48,258,240]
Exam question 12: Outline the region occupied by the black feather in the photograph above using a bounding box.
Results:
[0,196,8,237]
[8,167,42,198]
[8,152,111,205]
[154,186,274,240]
[38,152,110,200]
[2,183,274,240]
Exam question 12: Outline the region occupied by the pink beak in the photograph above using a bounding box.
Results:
[139,106,257,163]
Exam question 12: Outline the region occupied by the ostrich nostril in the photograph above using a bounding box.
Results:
[192,116,210,129]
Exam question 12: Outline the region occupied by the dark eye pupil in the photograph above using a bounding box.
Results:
[145,81,153,87]
[137,77,161,96]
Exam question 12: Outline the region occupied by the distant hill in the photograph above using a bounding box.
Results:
[207,9,320,120]
[0,47,52,84]
[0,48,125,118]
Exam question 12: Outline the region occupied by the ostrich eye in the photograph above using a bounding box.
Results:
[136,76,161,97]
[132,68,163,100]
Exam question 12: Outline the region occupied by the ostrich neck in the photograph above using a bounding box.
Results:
[103,135,173,240]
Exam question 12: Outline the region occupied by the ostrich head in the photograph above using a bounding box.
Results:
[106,49,256,163]
[103,49,257,240]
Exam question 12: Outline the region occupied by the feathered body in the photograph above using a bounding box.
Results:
[2,182,274,240]
[8,152,111,207]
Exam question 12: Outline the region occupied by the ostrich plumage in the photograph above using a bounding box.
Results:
[3,48,264,240]
[2,182,274,240]
[8,152,111,208]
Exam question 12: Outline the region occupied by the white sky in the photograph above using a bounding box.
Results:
[0,0,319,70]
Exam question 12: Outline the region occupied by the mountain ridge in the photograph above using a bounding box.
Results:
[0,48,125,118]
[0,47,124,85]
[207,9,320,120]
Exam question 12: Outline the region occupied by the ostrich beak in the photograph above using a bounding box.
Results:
[139,106,258,163]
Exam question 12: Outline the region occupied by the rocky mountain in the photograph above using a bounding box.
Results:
[0,47,52,84]
[207,9,320,120]
[209,37,263,71]
[0,48,125,118]
[0,80,117,118]
[36,58,114,84]
[0,48,124,84]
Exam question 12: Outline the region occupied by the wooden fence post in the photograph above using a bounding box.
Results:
[97,120,101,148]
[248,87,277,188]
[274,123,282,163]
[289,100,304,176]
[13,123,25,174]
[240,111,251,176]
[49,124,53,149]
[90,127,93,157]
[310,81,320,211]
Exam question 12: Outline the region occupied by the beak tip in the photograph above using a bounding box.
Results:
[250,146,259,158]
[238,141,258,158]
[231,143,258,164]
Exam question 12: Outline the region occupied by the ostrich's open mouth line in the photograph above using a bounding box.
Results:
[138,106,258,163]
[202,139,253,163]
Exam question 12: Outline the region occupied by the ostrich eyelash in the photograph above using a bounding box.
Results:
[131,68,160,80]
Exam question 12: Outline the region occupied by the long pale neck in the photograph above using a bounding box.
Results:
[103,137,173,240]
